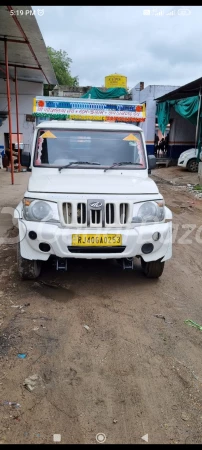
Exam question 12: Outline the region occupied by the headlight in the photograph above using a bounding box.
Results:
[23,199,59,222]
[132,201,165,224]
[32,201,52,221]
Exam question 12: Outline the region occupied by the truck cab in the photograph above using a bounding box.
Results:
[15,100,172,280]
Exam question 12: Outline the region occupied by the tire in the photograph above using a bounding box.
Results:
[17,243,41,280]
[187,158,198,173]
[141,258,165,278]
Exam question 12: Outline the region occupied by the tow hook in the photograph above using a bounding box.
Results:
[122,257,134,271]
[56,258,68,271]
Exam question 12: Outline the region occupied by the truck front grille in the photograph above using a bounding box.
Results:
[62,201,129,227]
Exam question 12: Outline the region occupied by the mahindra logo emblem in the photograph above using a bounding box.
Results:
[90,201,102,208]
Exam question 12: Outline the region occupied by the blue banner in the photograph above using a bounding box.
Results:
[45,100,136,112]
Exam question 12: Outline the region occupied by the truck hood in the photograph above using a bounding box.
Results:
[28,172,159,195]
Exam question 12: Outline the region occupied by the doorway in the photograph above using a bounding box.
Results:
[4,133,24,151]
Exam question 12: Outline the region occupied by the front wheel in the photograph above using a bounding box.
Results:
[187,158,198,173]
[17,243,41,280]
[141,258,165,278]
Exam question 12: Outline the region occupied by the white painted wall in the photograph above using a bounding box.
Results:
[0,79,43,153]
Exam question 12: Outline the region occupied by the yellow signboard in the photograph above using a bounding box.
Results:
[105,73,127,89]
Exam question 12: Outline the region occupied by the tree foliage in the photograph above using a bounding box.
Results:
[47,46,79,86]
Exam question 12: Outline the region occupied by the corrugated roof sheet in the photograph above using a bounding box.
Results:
[0,5,57,84]
[155,77,202,102]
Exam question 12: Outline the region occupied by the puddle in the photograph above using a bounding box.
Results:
[32,281,75,302]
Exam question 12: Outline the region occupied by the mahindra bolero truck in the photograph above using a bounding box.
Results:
[15,99,172,280]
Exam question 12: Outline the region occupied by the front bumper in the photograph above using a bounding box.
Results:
[177,158,186,168]
[18,220,172,263]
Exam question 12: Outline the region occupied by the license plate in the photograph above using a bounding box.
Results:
[72,234,122,246]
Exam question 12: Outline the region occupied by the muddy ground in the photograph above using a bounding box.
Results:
[0,167,202,444]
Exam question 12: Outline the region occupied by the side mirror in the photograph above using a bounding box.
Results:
[20,152,31,168]
[148,155,156,172]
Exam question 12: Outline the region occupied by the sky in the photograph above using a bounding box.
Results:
[34,5,202,90]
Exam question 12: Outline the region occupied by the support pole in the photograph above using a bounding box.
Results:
[15,66,21,172]
[196,87,202,185]
[195,87,201,151]
[4,39,14,184]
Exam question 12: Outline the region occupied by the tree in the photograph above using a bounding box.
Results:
[47,46,79,86]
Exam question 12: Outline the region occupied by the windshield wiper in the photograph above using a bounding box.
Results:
[59,161,101,172]
[104,161,143,172]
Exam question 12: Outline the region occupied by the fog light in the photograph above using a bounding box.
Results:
[39,243,51,252]
[152,232,161,241]
[141,243,154,254]
[29,231,37,240]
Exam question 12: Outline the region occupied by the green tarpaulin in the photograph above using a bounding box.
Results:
[156,95,201,160]
[156,96,199,135]
[81,87,128,99]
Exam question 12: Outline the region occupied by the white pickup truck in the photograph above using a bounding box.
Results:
[15,117,172,280]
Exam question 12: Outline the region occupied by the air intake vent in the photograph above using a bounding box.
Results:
[106,204,115,224]
[120,203,128,224]
[77,203,86,224]
[91,209,101,224]
[62,203,72,224]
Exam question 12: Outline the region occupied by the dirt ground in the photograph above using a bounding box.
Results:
[0,166,202,444]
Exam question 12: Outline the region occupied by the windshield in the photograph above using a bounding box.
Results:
[34,129,147,169]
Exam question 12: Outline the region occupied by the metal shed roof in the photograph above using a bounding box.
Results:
[155,77,202,102]
[0,5,57,84]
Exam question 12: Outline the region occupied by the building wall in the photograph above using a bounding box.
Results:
[131,83,180,155]
[0,79,43,153]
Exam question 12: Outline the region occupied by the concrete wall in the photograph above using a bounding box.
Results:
[49,86,90,97]
[0,79,43,154]
[131,83,180,155]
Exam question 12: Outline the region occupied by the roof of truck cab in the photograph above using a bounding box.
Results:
[36,120,143,132]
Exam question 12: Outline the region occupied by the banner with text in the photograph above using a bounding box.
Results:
[33,98,146,122]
